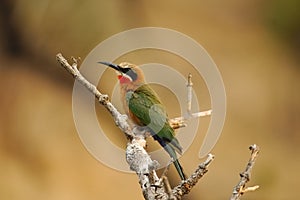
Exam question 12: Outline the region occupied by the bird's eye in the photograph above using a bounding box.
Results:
[118,65,138,81]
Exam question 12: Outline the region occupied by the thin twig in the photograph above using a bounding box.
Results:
[187,73,193,114]
[169,109,212,129]
[169,73,212,130]
[230,144,260,200]
[162,176,175,200]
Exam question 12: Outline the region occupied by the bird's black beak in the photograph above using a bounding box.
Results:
[98,61,124,73]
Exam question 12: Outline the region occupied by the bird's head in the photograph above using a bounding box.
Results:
[98,61,145,85]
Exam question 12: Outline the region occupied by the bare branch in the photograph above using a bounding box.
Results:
[163,176,175,200]
[169,73,212,130]
[172,154,214,198]
[170,109,212,129]
[56,53,258,200]
[230,144,260,200]
[56,53,134,139]
[56,53,169,199]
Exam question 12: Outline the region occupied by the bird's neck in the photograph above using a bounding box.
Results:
[119,81,144,92]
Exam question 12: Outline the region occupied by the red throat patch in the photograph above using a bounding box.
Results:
[118,75,131,84]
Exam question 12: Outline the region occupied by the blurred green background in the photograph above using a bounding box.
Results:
[0,0,299,199]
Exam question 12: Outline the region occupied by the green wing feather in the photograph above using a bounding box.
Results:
[127,84,183,154]
[127,84,186,180]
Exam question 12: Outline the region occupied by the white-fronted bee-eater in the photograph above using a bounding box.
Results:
[99,61,186,180]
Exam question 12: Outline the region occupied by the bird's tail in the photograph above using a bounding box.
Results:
[173,158,186,180]
[164,144,186,180]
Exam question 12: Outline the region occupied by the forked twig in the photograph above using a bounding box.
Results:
[170,73,212,129]
[230,144,260,200]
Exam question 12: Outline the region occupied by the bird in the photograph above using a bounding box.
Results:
[98,61,186,180]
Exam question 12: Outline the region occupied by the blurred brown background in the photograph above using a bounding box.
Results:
[0,0,299,199]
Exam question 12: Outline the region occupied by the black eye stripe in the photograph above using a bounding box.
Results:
[121,68,137,81]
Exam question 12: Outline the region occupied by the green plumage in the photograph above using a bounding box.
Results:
[127,84,186,180]
[97,61,186,180]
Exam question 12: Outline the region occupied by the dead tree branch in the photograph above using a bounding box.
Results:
[56,53,214,200]
[56,54,134,140]
[169,73,212,129]
[172,154,214,199]
[230,144,260,200]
